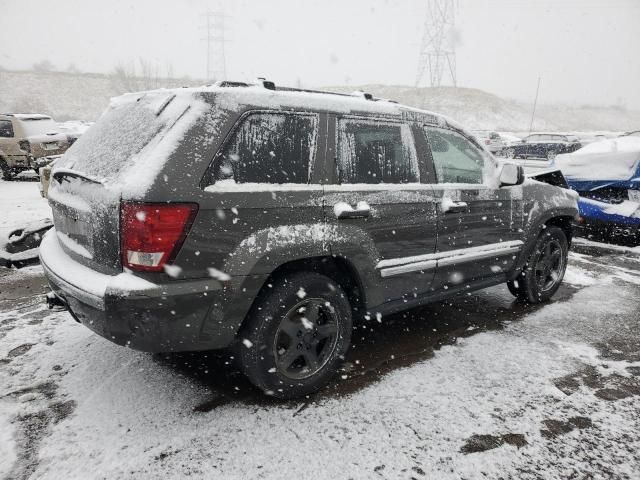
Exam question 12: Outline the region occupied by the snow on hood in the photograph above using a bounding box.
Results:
[554,136,640,181]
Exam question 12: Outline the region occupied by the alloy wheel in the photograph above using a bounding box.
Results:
[273,298,339,380]
[534,238,565,293]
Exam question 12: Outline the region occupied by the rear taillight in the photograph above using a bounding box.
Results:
[18,140,31,153]
[485,139,490,145]
[120,202,198,272]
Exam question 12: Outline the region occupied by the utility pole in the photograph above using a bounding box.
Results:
[200,10,228,82]
[529,77,542,134]
[415,0,457,88]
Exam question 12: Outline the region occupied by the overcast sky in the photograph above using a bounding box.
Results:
[1,0,639,109]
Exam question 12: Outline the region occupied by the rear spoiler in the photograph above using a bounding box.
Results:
[526,168,570,189]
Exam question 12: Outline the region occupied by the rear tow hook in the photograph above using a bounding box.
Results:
[46,291,66,310]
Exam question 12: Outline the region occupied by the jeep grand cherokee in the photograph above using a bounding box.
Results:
[40,81,579,398]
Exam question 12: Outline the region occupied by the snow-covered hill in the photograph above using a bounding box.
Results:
[323,85,640,132]
[1,70,638,131]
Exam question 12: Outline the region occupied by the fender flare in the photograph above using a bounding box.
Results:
[511,207,577,277]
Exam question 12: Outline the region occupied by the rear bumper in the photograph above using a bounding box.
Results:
[40,229,241,352]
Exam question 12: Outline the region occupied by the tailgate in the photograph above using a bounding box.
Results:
[47,173,121,273]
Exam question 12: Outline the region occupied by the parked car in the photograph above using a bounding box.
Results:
[554,136,640,240]
[40,81,578,398]
[503,133,582,161]
[471,130,505,154]
[0,113,74,180]
[621,130,640,138]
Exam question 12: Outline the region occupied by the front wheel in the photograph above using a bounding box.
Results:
[507,226,568,303]
[238,271,353,399]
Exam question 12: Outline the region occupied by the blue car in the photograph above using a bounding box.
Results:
[553,137,640,240]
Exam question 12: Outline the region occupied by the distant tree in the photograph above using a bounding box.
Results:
[33,60,55,72]
[109,58,176,94]
[11,95,49,114]
[66,63,81,74]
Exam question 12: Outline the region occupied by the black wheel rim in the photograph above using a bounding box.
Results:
[534,238,565,293]
[273,298,340,380]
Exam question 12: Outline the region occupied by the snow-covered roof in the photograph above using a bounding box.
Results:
[1,113,53,120]
[110,81,449,126]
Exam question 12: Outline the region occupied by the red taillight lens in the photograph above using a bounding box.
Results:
[120,202,198,272]
[485,139,491,145]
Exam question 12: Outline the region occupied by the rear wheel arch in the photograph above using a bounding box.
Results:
[252,255,366,318]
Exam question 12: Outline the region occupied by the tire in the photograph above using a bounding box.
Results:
[546,150,557,161]
[238,271,353,399]
[504,148,515,159]
[0,159,14,181]
[507,226,568,303]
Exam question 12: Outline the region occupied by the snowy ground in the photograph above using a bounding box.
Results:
[0,177,51,239]
[1,179,640,479]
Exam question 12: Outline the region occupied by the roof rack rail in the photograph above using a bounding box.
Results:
[351,90,374,100]
[215,81,251,88]
[209,80,398,103]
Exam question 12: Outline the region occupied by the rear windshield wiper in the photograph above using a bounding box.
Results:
[52,168,104,185]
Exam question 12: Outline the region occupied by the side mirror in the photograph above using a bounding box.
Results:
[499,162,525,187]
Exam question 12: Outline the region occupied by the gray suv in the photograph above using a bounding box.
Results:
[40,81,578,398]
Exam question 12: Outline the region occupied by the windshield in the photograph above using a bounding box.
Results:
[19,118,59,136]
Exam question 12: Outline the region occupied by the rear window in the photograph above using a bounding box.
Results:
[19,118,58,136]
[210,112,318,184]
[0,120,13,138]
[56,92,202,186]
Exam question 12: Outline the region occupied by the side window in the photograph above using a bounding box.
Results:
[212,112,318,184]
[337,118,419,184]
[0,120,13,138]
[424,127,485,184]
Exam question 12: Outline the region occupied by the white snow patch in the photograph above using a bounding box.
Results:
[207,267,231,282]
[163,264,182,278]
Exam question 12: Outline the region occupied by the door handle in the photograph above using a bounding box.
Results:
[443,201,468,214]
[334,201,371,219]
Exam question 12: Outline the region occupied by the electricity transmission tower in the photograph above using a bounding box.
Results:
[415,0,457,88]
[200,10,228,82]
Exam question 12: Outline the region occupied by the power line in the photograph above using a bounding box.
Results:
[200,10,229,82]
[415,0,457,88]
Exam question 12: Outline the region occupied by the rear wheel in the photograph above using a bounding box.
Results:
[504,148,515,159]
[507,226,568,303]
[238,271,353,399]
[0,159,14,181]
[546,150,558,161]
